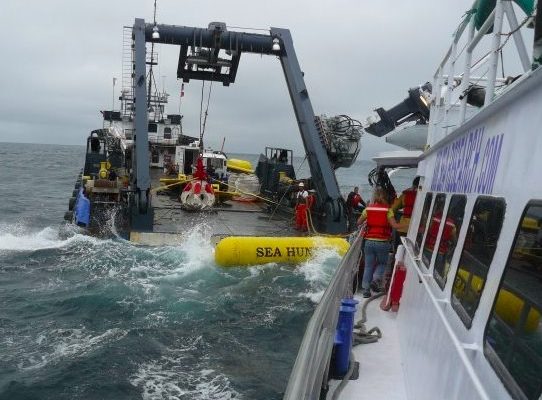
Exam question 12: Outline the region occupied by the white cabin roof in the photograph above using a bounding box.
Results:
[372,150,422,168]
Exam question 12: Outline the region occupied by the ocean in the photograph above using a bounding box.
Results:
[0,142,413,400]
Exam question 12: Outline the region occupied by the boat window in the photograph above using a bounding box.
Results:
[151,150,159,164]
[148,123,157,133]
[422,193,446,267]
[164,127,172,139]
[209,158,224,169]
[415,193,433,254]
[484,202,542,400]
[451,197,506,328]
[433,195,467,290]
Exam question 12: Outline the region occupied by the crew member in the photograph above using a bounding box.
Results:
[391,176,420,236]
[184,160,193,175]
[346,186,366,230]
[423,211,457,272]
[357,187,404,298]
[295,182,309,231]
[279,149,288,163]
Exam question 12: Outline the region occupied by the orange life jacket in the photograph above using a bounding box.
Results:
[349,193,362,208]
[402,188,417,218]
[364,203,392,240]
[425,214,455,254]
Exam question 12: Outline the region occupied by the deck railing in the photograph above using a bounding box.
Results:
[428,0,534,146]
[283,235,361,400]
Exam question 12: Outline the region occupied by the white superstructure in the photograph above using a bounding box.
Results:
[352,1,541,399]
[285,2,542,399]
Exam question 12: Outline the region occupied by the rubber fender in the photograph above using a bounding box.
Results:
[215,236,349,267]
[72,189,78,198]
[75,182,81,189]
[74,196,91,227]
[64,211,73,221]
[68,197,76,211]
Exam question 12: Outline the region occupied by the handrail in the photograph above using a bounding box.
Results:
[283,235,362,400]
[428,0,535,146]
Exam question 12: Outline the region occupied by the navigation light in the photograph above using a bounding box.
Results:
[152,25,160,40]
[272,38,281,52]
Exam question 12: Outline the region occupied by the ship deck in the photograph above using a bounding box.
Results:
[132,169,297,244]
[327,294,407,400]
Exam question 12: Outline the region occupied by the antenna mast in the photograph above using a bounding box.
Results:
[146,0,158,110]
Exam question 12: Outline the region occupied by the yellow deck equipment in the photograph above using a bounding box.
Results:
[227,159,254,174]
[215,236,349,267]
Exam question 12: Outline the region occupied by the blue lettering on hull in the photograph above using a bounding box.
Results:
[430,127,504,195]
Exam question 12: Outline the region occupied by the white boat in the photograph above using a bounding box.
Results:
[285,1,542,399]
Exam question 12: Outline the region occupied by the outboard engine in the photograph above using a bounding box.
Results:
[315,115,363,169]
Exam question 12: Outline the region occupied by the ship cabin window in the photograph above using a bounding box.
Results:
[451,196,506,328]
[484,201,542,400]
[164,127,172,139]
[415,193,433,255]
[151,149,159,164]
[422,193,446,267]
[207,157,224,170]
[433,195,467,290]
[148,123,157,133]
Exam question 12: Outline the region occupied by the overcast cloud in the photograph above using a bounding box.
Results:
[1,0,475,158]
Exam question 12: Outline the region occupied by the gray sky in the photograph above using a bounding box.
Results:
[0,0,475,159]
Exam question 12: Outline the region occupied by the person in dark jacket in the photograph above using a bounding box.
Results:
[346,186,366,230]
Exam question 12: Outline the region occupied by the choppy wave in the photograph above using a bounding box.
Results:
[0,220,342,399]
[0,143,379,399]
[130,342,241,400]
[0,223,95,252]
[16,327,128,371]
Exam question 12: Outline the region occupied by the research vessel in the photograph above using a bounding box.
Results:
[285,1,542,399]
[64,18,363,264]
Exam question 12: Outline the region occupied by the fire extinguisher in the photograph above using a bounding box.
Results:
[381,245,407,312]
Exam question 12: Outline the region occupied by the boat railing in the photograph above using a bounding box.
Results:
[428,0,534,145]
[283,235,362,400]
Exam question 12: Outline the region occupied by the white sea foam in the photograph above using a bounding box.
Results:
[245,262,278,277]
[298,289,325,304]
[130,349,240,400]
[173,224,215,274]
[295,247,341,285]
[18,327,128,371]
[293,247,343,304]
[0,223,100,252]
[138,225,215,282]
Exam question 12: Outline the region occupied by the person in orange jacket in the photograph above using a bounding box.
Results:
[391,176,420,236]
[294,182,309,231]
[358,187,405,298]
